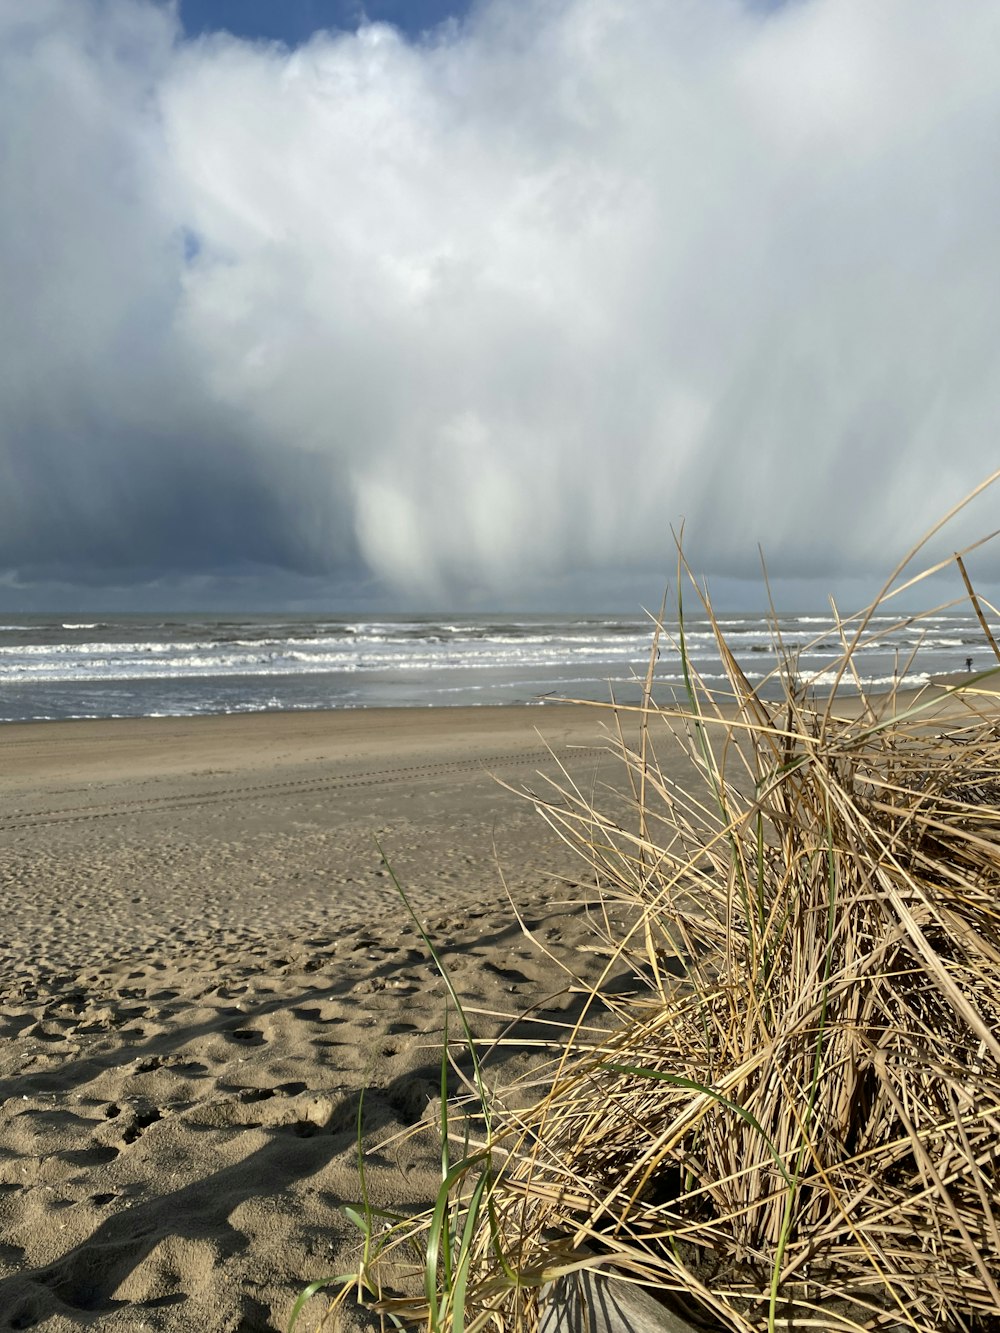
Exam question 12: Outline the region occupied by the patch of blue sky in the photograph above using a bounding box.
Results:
[180,227,201,264]
[178,0,472,46]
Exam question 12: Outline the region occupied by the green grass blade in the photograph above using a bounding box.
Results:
[603,1061,794,1190]
[447,1167,493,1331]
[287,1273,357,1330]
[426,1151,491,1328]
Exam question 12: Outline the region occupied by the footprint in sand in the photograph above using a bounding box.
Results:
[226,1028,266,1045]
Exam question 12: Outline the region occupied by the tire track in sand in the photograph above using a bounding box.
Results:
[0,746,606,833]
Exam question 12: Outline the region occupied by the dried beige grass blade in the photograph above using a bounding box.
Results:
[956,551,1000,665]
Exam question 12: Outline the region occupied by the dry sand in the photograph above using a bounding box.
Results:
[0,703,697,1333]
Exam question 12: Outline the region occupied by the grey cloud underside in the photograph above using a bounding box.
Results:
[3,0,1000,609]
[0,428,359,583]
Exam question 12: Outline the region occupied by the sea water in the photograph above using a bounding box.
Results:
[0,611,990,723]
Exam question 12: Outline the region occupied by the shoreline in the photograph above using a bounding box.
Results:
[2,658,990,735]
[0,654,980,732]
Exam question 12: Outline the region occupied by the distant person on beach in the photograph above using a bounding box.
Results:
[966,657,974,672]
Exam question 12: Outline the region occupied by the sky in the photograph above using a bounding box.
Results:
[2,0,1000,612]
[180,1,472,47]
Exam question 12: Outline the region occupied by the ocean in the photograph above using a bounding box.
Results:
[0,611,990,723]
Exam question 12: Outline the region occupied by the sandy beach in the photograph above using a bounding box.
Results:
[0,703,690,1332]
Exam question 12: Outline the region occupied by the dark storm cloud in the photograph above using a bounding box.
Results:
[2,0,1000,608]
[0,1,359,595]
[0,425,355,583]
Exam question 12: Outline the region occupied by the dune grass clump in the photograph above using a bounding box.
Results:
[497,597,1000,1333]
[320,528,1000,1333]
